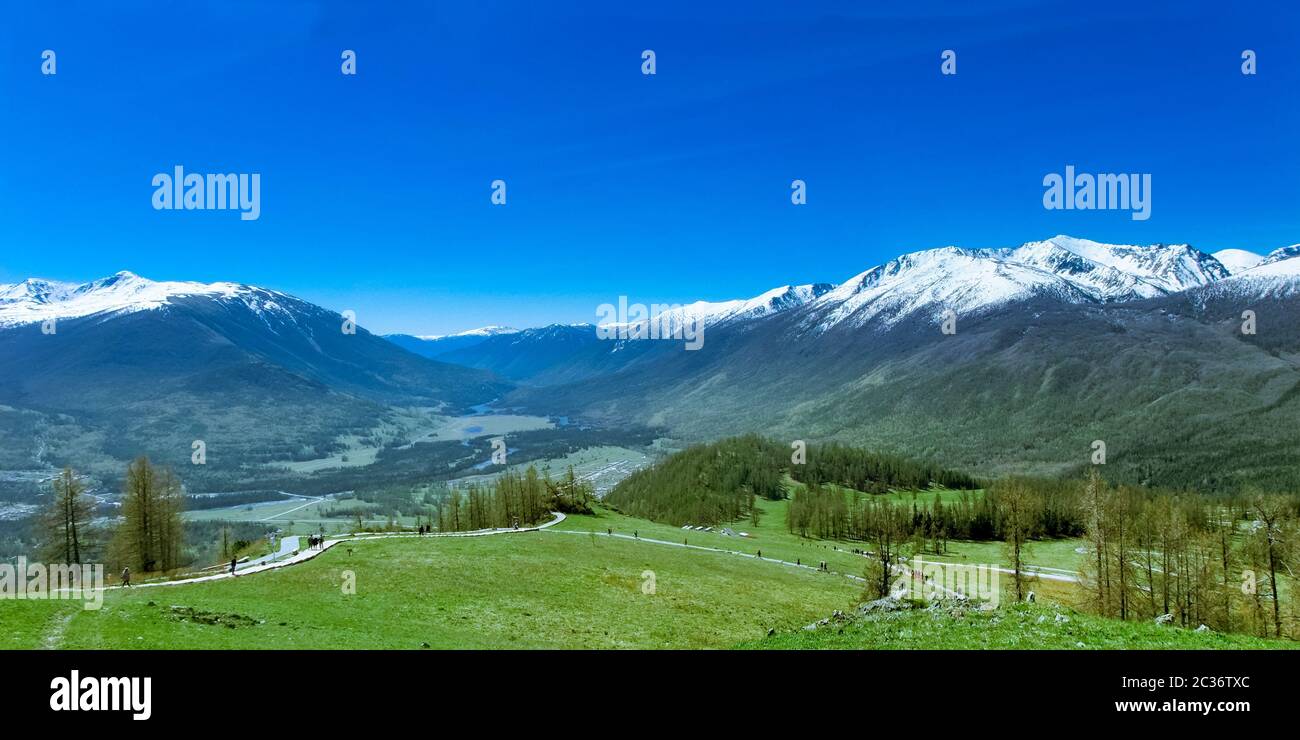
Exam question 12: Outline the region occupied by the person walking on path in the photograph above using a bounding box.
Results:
[120,567,131,588]
[230,557,237,576]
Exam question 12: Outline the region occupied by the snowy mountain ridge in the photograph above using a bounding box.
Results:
[0,271,287,328]
[6,236,1296,335]
[799,235,1291,332]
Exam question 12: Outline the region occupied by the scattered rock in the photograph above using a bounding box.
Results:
[1054,613,1070,624]
[1154,613,1174,626]
[859,597,912,615]
[1196,624,1211,633]
[165,605,262,628]
[926,598,971,618]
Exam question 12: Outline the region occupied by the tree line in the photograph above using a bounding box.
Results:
[607,435,976,527]
[435,465,593,532]
[787,476,1082,543]
[789,441,981,492]
[835,469,1298,641]
[1079,470,1298,639]
[40,456,187,575]
[607,435,788,526]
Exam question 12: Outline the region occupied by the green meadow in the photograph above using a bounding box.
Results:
[741,602,1295,650]
[4,526,859,650]
[4,500,1288,650]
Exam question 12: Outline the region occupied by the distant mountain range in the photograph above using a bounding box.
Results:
[385,325,520,360]
[406,235,1298,383]
[3,234,1298,493]
[0,271,507,488]
[411,235,1300,491]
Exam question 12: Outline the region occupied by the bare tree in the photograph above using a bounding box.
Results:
[863,499,908,600]
[997,479,1036,603]
[1250,495,1291,638]
[40,467,95,564]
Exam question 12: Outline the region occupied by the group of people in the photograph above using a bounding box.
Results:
[417,524,431,535]
[795,558,830,571]
[117,530,327,588]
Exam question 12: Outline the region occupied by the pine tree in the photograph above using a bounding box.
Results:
[111,456,186,573]
[40,467,95,564]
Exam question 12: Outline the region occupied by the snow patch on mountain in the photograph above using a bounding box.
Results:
[1239,258,1300,278]
[415,325,519,340]
[1212,249,1264,274]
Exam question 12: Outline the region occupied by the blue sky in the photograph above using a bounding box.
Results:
[2,0,1297,334]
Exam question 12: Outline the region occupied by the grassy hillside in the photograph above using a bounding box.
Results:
[743,601,1294,650]
[5,503,1291,650]
[5,526,859,649]
[555,498,883,576]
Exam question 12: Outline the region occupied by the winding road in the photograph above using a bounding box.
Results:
[81,512,569,591]
[72,510,1080,598]
[543,528,1081,585]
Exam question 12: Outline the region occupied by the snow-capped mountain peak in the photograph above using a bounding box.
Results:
[800,235,1255,333]
[603,282,834,333]
[1212,248,1264,274]
[716,283,836,322]
[0,271,265,327]
[805,245,1089,332]
[1004,235,1227,297]
[1196,243,1300,300]
[1259,244,1300,266]
[0,277,76,305]
[1220,244,1300,282]
[416,325,519,340]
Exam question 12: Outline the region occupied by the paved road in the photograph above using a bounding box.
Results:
[241,535,301,568]
[258,495,325,522]
[75,510,1075,600]
[545,528,870,582]
[544,528,1081,587]
[80,512,567,591]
